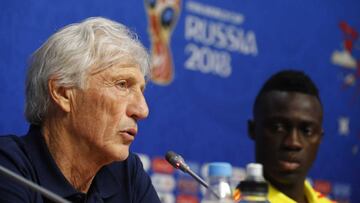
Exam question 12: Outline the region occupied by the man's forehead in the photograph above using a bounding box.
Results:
[90,62,144,77]
[90,58,141,74]
[260,91,320,105]
[256,91,323,119]
[86,63,146,87]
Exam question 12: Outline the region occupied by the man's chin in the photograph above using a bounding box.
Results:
[119,151,130,161]
[272,173,305,186]
[104,146,130,162]
[265,169,305,186]
[114,149,130,161]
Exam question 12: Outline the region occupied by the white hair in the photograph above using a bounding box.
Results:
[25,17,150,125]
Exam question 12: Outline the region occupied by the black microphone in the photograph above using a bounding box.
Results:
[0,164,71,203]
[165,151,220,199]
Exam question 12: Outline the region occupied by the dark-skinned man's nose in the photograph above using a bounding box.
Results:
[282,128,303,151]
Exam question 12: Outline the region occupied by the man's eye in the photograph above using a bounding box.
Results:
[269,123,286,133]
[116,80,128,89]
[275,124,286,132]
[302,126,315,137]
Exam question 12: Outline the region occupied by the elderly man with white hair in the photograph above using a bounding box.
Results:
[0,17,161,203]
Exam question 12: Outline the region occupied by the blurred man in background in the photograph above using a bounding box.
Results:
[248,70,334,203]
[0,17,161,203]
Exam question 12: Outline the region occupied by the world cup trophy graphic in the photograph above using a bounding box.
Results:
[331,21,360,87]
[331,21,360,102]
[144,0,181,85]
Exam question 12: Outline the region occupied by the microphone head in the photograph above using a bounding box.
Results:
[165,151,189,172]
[165,151,178,163]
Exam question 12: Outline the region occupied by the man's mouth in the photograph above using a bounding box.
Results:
[278,155,301,171]
[124,128,137,137]
[278,160,300,171]
[119,128,137,143]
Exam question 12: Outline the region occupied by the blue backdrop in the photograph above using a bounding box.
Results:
[1,0,359,202]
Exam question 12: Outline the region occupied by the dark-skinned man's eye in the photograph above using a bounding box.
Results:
[270,123,286,133]
[302,127,314,137]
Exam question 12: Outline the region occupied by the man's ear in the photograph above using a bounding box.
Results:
[48,79,72,113]
[248,119,256,140]
[319,128,325,142]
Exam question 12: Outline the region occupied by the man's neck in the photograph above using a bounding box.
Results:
[42,120,109,193]
[270,179,308,203]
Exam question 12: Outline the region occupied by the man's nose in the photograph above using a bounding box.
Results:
[282,128,303,150]
[127,91,149,121]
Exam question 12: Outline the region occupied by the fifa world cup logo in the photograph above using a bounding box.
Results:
[145,0,181,85]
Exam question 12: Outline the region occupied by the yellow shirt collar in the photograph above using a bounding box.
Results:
[268,180,334,203]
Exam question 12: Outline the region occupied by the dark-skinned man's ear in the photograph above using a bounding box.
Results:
[248,119,256,140]
[319,128,325,142]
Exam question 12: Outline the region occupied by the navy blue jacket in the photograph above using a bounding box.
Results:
[0,125,161,203]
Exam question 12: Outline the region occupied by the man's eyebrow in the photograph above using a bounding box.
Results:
[90,62,140,75]
[112,72,136,79]
[263,115,288,121]
[113,71,146,89]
